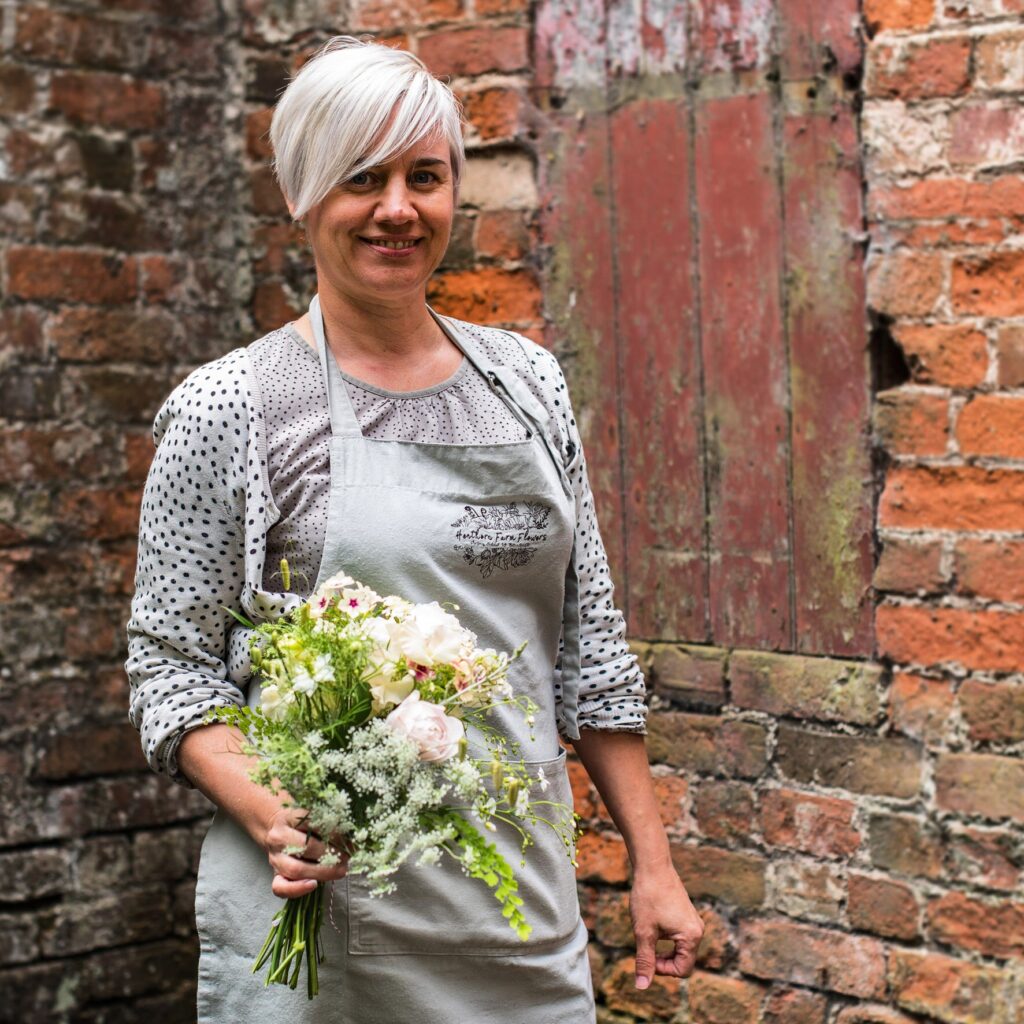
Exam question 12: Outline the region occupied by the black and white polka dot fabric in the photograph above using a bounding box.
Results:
[126,316,647,788]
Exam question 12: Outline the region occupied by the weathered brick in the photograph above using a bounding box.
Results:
[959,679,1024,743]
[428,267,540,325]
[739,919,886,997]
[6,246,137,304]
[671,844,767,909]
[874,389,949,455]
[936,753,1024,822]
[957,395,1024,458]
[688,972,763,1024]
[47,307,177,364]
[49,70,165,130]
[651,774,689,833]
[475,210,530,262]
[835,1008,918,1024]
[946,827,1022,891]
[881,465,1024,531]
[592,889,632,947]
[890,672,955,744]
[866,250,944,316]
[867,35,971,99]
[849,872,921,940]
[39,887,172,957]
[894,323,988,389]
[576,830,630,884]
[0,63,36,115]
[15,8,139,70]
[953,250,1024,315]
[864,0,935,33]
[418,25,529,76]
[996,324,1024,387]
[927,891,1024,958]
[0,912,40,965]
[693,780,755,844]
[460,152,537,210]
[974,28,1024,91]
[72,836,132,895]
[772,859,844,923]
[878,604,1024,673]
[873,538,945,594]
[764,987,828,1024]
[889,948,1018,1024]
[869,175,1024,220]
[462,86,524,142]
[695,908,733,970]
[602,954,681,1019]
[776,726,921,798]
[760,788,861,858]
[949,105,1024,169]
[869,813,945,879]
[352,0,463,30]
[0,367,61,420]
[0,848,70,902]
[729,650,883,725]
[644,643,727,710]
[34,722,145,780]
[647,712,768,779]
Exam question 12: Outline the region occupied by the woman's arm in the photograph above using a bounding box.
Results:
[570,729,704,989]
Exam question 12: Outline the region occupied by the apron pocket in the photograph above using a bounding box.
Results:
[346,749,581,957]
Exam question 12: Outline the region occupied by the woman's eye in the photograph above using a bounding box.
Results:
[411,170,437,185]
[347,172,373,187]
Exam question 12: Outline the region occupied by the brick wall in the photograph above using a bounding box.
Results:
[2,1,1023,1022]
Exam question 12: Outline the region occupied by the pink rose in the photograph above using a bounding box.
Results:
[384,692,465,763]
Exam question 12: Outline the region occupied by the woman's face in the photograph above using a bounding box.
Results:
[300,132,455,307]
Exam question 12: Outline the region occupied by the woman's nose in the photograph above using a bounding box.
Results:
[374,180,417,224]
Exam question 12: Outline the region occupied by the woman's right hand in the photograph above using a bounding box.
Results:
[262,805,352,899]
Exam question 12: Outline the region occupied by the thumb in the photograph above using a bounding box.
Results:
[635,933,657,990]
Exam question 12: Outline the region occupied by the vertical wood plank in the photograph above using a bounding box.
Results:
[611,97,707,641]
[695,90,792,650]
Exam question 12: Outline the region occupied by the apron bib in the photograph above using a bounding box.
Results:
[194,296,595,1021]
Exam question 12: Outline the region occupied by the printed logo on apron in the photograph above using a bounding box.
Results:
[451,501,552,578]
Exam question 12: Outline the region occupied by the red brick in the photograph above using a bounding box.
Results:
[946,827,1021,891]
[245,106,273,159]
[695,909,733,970]
[418,25,529,76]
[764,987,828,1024]
[475,210,530,262]
[475,0,528,10]
[869,176,1024,220]
[462,86,524,141]
[49,71,164,130]
[739,919,886,997]
[647,712,768,779]
[867,36,971,99]
[124,431,155,482]
[892,323,988,389]
[427,267,540,325]
[959,679,1024,743]
[873,389,949,456]
[35,723,145,780]
[890,219,1008,248]
[835,1008,918,1024]
[974,28,1024,91]
[848,873,920,940]
[15,8,137,71]
[250,164,288,217]
[252,222,307,276]
[776,726,921,799]
[651,775,689,833]
[950,105,1024,169]
[567,754,600,820]
[0,427,122,484]
[996,323,1024,387]
[688,972,763,1024]
[352,0,463,30]
[575,831,630,884]
[863,0,934,33]
[56,486,142,542]
[881,465,1024,531]
[866,251,944,316]
[592,890,632,947]
[760,788,861,859]
[671,844,767,909]
[0,305,43,359]
[890,948,1017,1023]
[878,603,1024,672]
[601,954,681,1019]
[953,250,1024,315]
[6,247,136,304]
[957,395,1024,457]
[47,307,176,363]
[252,279,299,334]
[927,891,1024,958]
[873,538,944,594]
[0,64,36,115]
[645,643,727,710]
[890,672,955,744]
[936,752,1024,821]
[693,780,755,844]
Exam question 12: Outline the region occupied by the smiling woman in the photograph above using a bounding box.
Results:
[126,34,702,1024]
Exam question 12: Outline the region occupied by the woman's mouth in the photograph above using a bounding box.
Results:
[360,237,423,256]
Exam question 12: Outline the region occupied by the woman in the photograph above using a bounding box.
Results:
[127,36,702,1022]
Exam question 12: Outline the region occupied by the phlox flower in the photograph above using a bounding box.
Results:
[340,584,382,615]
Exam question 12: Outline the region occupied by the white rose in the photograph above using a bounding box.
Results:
[385,601,472,667]
[384,692,465,763]
[368,665,415,710]
[260,683,287,721]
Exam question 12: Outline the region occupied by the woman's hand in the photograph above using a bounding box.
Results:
[262,805,352,899]
[630,864,705,989]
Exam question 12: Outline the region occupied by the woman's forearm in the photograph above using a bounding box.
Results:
[568,729,673,875]
[177,723,287,846]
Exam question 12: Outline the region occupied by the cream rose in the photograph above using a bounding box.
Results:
[384,692,465,763]
[385,601,472,667]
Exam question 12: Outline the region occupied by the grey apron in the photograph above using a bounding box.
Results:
[195,295,595,1022]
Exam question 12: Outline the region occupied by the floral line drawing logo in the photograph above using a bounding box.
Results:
[451,502,551,579]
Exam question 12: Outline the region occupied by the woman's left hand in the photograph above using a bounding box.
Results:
[629,864,705,989]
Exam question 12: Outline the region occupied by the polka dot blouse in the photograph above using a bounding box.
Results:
[126,316,647,787]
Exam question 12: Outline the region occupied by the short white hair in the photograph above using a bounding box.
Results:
[270,36,465,220]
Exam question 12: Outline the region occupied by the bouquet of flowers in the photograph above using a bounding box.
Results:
[208,564,579,999]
